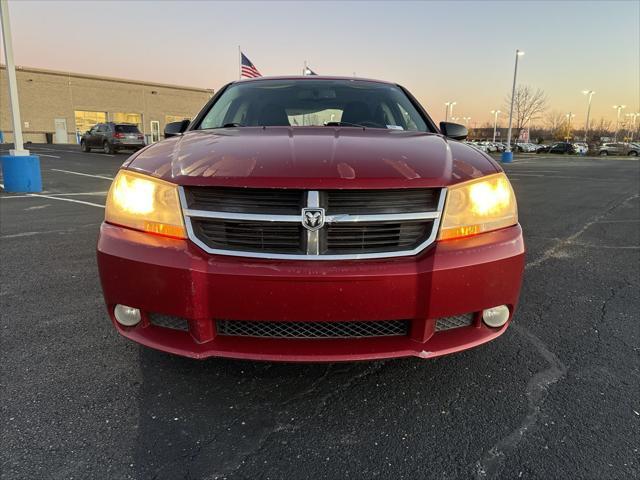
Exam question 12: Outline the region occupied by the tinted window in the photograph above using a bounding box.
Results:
[115,124,141,133]
[198,79,429,132]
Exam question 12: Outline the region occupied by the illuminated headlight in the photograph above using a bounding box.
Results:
[438,172,518,240]
[105,170,186,238]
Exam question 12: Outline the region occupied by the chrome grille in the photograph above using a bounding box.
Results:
[149,313,190,331]
[435,314,474,332]
[181,187,445,260]
[217,319,410,339]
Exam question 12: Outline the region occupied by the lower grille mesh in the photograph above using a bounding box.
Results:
[217,319,410,339]
[149,313,190,331]
[435,314,474,332]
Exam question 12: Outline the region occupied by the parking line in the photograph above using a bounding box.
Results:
[39,154,62,159]
[51,169,114,180]
[0,191,107,199]
[26,193,105,209]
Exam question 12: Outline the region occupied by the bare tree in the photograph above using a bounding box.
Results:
[504,85,548,142]
[544,110,566,139]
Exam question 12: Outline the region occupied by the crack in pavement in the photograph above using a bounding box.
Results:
[526,193,639,270]
[475,323,567,479]
[475,192,638,478]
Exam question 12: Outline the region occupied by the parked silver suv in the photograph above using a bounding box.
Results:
[598,142,639,156]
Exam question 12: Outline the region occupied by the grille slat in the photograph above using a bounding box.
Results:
[327,189,438,214]
[192,219,303,253]
[186,187,303,214]
[326,222,432,254]
[217,319,410,339]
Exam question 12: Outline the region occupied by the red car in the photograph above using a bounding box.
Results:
[97,77,525,362]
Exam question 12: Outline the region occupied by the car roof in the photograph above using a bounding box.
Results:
[232,75,397,86]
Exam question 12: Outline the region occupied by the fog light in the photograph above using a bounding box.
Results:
[114,304,141,326]
[482,305,510,328]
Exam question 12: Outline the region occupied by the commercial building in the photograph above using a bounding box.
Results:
[1,65,213,144]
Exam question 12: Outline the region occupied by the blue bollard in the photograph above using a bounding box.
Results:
[501,151,513,163]
[1,154,43,192]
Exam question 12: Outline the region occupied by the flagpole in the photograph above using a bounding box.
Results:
[238,46,241,80]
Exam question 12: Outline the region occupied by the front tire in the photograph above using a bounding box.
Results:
[599,151,608,156]
[103,141,114,154]
[628,151,638,157]
[81,140,90,153]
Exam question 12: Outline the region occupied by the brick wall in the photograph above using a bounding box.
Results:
[0,66,213,144]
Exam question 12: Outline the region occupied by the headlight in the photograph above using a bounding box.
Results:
[105,170,186,239]
[438,172,517,240]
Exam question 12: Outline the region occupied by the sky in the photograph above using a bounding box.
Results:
[2,0,639,127]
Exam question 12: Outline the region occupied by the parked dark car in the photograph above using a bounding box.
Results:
[537,142,576,154]
[599,142,639,156]
[81,123,145,154]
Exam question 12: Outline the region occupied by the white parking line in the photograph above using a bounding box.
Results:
[51,169,114,180]
[26,194,105,209]
[0,191,107,199]
[39,154,61,158]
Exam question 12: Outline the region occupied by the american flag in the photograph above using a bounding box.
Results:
[240,52,262,78]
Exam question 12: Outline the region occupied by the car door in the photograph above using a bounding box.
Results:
[87,125,100,147]
[96,124,109,147]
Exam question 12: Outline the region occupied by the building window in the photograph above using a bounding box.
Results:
[111,112,143,131]
[165,115,191,124]
[75,110,106,134]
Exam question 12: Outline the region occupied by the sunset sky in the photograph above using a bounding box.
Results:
[3,0,639,127]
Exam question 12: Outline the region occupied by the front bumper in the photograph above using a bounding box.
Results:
[97,223,525,362]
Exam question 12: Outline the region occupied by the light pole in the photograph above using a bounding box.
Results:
[0,0,42,192]
[503,49,525,163]
[625,113,638,141]
[444,101,456,122]
[582,90,595,142]
[462,116,471,127]
[565,112,575,141]
[491,110,501,142]
[613,105,626,141]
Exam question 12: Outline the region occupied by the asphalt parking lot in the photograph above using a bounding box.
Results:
[1,144,638,480]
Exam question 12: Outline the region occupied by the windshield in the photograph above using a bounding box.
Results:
[197,79,429,131]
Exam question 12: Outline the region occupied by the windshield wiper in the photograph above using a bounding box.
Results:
[221,123,245,128]
[324,121,366,129]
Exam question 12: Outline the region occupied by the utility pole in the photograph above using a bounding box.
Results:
[503,49,524,163]
[0,0,42,192]
[613,105,626,142]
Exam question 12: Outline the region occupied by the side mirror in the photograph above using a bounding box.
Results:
[164,120,190,138]
[440,122,468,140]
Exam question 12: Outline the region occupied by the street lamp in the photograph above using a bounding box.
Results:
[625,113,639,141]
[504,49,525,163]
[582,90,595,142]
[444,101,456,122]
[491,110,501,142]
[462,116,471,127]
[613,105,626,141]
[565,112,575,140]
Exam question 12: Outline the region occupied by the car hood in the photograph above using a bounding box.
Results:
[127,127,499,189]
